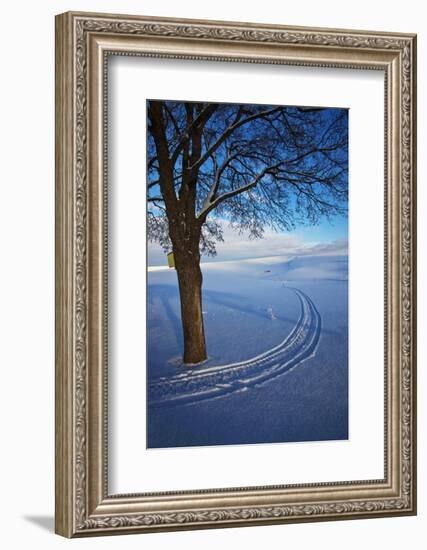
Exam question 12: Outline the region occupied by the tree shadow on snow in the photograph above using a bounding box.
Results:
[149,284,183,348]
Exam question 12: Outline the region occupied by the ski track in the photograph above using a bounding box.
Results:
[148,286,322,409]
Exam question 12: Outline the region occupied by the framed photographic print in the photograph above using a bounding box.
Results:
[55,11,417,537]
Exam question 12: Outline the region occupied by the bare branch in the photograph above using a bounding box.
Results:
[147,101,178,211]
[200,150,240,212]
[170,103,220,166]
[147,196,165,202]
[198,161,282,220]
[190,107,282,172]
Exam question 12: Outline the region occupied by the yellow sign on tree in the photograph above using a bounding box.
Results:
[167,251,175,269]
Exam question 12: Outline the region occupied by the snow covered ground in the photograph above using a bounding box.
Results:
[147,254,348,448]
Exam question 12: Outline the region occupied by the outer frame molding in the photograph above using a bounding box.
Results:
[55,11,416,538]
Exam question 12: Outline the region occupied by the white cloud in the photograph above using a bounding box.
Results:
[299,238,348,257]
[148,220,347,266]
[213,224,303,261]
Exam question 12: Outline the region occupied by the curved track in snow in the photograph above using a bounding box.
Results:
[148,287,321,408]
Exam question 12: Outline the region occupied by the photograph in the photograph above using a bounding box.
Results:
[146,99,349,448]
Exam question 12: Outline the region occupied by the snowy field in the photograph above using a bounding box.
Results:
[147,255,348,448]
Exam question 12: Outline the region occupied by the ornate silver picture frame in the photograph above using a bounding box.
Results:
[55,11,417,537]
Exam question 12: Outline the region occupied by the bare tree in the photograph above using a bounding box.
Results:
[147,100,348,364]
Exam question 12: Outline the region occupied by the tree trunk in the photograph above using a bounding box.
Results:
[174,247,207,365]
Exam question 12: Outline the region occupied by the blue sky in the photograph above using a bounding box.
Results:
[297,213,348,244]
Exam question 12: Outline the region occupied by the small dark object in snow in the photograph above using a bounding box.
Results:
[267,307,277,320]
